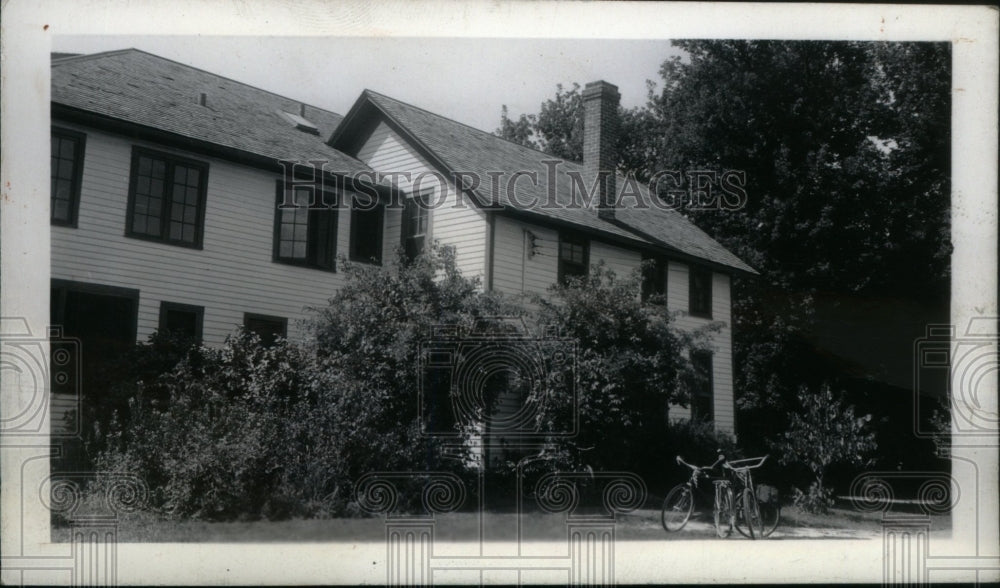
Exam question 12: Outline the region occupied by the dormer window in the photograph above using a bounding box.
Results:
[276,109,319,135]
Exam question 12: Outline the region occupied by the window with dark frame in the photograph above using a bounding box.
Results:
[402,190,431,261]
[558,232,589,283]
[350,196,384,264]
[126,148,208,247]
[689,265,713,318]
[158,302,204,342]
[690,350,714,423]
[243,313,287,347]
[641,254,668,303]
[51,128,86,226]
[274,183,339,271]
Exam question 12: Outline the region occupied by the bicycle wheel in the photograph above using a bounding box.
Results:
[661,485,694,532]
[733,493,750,538]
[713,485,734,538]
[759,501,780,537]
[741,487,763,540]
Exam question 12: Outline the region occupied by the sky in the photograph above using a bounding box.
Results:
[52,35,683,133]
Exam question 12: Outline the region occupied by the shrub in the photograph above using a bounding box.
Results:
[58,330,200,472]
[97,331,349,519]
[530,262,722,481]
[772,382,877,514]
[95,246,514,520]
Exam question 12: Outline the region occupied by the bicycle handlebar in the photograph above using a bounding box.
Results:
[676,454,725,473]
[722,454,769,471]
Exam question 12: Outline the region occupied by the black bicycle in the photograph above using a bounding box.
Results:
[723,455,780,539]
[661,454,735,537]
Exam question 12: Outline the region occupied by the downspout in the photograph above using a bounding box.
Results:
[486,211,496,291]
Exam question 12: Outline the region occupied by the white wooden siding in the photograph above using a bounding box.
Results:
[589,241,642,283]
[50,122,366,346]
[492,215,559,297]
[356,121,487,280]
[53,118,737,436]
[666,263,735,433]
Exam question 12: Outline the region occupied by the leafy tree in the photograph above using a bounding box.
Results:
[496,105,538,149]
[772,383,877,513]
[532,83,584,161]
[643,40,951,453]
[495,82,655,166]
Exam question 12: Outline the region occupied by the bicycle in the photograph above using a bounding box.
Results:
[722,455,780,539]
[661,454,735,538]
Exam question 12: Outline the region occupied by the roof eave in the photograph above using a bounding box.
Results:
[52,102,389,196]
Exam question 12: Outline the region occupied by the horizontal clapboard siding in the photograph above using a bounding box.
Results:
[50,122,376,345]
[492,215,559,297]
[356,121,486,280]
[589,240,642,282]
[666,263,735,433]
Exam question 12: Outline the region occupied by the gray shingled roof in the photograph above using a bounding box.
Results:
[349,91,756,274]
[51,49,372,175]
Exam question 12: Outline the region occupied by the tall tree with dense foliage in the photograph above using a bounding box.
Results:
[644,41,951,451]
[497,41,951,460]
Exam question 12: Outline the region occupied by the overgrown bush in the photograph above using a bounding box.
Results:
[96,245,520,519]
[94,249,743,519]
[97,331,354,519]
[772,383,877,513]
[58,330,199,473]
[529,262,721,481]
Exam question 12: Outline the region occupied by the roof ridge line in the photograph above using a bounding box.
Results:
[54,48,344,119]
[362,88,585,164]
[51,48,135,64]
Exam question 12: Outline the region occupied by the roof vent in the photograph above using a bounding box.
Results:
[198,92,207,107]
[277,109,320,135]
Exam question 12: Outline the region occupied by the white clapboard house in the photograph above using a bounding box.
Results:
[50,49,755,435]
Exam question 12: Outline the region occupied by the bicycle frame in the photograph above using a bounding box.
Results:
[723,455,770,539]
[661,454,724,533]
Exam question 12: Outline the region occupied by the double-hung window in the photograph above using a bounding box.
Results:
[350,196,384,264]
[690,350,714,423]
[558,232,589,284]
[51,128,86,226]
[688,265,713,318]
[641,254,668,303]
[274,183,339,271]
[402,190,431,261]
[126,148,208,247]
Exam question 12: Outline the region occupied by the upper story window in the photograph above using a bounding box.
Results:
[51,128,86,226]
[126,148,208,248]
[558,232,589,284]
[350,196,384,264]
[274,183,339,271]
[690,350,714,423]
[402,190,431,261]
[641,254,668,303]
[688,265,713,318]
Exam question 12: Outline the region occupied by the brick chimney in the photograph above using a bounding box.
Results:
[582,80,620,220]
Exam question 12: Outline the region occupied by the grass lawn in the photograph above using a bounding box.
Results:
[51,502,951,543]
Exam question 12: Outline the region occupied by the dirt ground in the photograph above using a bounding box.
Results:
[51,503,951,543]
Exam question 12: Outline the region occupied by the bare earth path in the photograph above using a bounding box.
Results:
[52,505,951,543]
